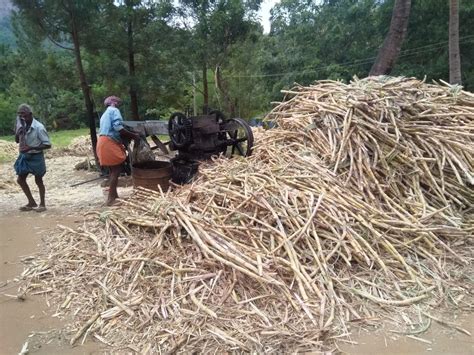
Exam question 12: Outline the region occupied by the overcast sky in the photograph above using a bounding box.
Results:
[1,0,280,34]
[258,0,279,33]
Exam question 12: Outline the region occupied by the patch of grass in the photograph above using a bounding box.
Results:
[0,128,90,148]
[0,129,169,159]
[48,128,90,148]
[0,135,14,142]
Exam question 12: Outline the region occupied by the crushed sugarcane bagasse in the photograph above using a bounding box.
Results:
[21,76,473,352]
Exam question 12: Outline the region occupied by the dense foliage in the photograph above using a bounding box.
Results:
[0,0,473,135]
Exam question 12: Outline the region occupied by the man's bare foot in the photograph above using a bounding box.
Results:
[106,198,120,206]
[35,206,47,213]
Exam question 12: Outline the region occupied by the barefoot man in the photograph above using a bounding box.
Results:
[14,104,51,212]
[97,96,139,206]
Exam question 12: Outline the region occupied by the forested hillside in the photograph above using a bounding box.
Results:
[0,4,15,48]
[0,0,473,135]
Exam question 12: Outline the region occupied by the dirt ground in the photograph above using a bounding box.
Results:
[0,155,131,354]
[0,213,105,354]
[0,155,472,354]
[0,155,112,211]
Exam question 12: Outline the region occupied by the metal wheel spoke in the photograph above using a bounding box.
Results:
[235,137,248,143]
[235,143,245,156]
[168,112,191,148]
[223,118,254,158]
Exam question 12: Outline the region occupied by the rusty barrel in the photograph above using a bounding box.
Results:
[132,161,172,191]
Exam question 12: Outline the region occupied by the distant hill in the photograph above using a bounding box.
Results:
[0,0,16,48]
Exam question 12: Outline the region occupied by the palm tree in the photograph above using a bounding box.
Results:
[449,0,462,84]
[370,0,411,76]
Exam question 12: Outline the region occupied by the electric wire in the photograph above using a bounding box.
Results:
[230,35,474,78]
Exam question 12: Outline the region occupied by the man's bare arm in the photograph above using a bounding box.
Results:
[22,144,51,152]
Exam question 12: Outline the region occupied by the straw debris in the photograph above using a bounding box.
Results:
[0,139,18,159]
[21,76,473,352]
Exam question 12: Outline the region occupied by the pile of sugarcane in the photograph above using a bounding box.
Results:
[0,140,18,160]
[21,77,473,353]
[58,135,94,156]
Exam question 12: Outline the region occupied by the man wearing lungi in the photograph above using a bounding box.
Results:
[97,96,139,206]
[14,104,51,212]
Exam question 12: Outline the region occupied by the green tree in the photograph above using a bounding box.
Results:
[84,0,193,120]
[266,0,383,94]
[392,0,474,89]
[224,35,270,118]
[176,0,262,115]
[13,0,105,157]
[0,12,16,48]
[3,0,474,136]
[96,0,160,120]
[0,93,15,135]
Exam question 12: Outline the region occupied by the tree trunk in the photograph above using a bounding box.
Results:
[449,0,462,84]
[215,65,236,117]
[70,10,98,161]
[370,0,411,76]
[126,1,140,120]
[192,72,197,116]
[202,63,209,114]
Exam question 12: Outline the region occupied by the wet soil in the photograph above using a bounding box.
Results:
[0,213,104,354]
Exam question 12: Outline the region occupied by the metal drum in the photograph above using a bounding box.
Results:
[132,161,172,191]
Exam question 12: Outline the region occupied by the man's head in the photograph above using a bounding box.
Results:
[17,104,33,124]
[104,96,122,107]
